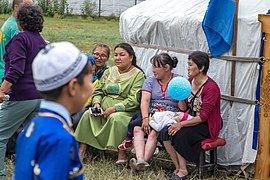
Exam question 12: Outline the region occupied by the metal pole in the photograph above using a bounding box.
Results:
[99,0,101,17]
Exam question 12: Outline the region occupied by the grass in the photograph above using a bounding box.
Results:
[1,15,255,180]
[0,15,123,65]
[5,147,255,180]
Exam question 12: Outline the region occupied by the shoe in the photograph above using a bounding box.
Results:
[136,160,150,171]
[168,174,189,180]
[115,159,127,165]
[118,139,132,150]
[153,147,159,155]
[129,158,137,172]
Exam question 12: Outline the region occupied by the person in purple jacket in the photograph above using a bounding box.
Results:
[0,4,46,179]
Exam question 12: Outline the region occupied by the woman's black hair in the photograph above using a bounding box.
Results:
[150,53,178,70]
[114,43,144,74]
[92,44,110,59]
[17,4,44,32]
[188,51,209,75]
[40,62,92,100]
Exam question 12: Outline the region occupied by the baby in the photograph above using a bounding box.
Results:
[149,111,193,132]
[118,106,192,152]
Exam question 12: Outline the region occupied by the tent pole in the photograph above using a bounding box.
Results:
[230,0,239,106]
[255,14,270,180]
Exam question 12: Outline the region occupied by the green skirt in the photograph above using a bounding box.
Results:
[75,110,133,150]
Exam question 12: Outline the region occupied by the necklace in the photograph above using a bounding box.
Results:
[158,73,173,98]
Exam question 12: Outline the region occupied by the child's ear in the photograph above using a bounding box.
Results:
[67,79,78,96]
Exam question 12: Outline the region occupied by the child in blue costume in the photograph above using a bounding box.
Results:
[14,42,93,180]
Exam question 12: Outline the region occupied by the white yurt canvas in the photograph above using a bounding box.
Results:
[120,0,270,166]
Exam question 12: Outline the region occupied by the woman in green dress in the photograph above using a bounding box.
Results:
[75,43,145,160]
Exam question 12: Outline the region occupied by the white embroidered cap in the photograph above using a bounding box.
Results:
[32,41,88,91]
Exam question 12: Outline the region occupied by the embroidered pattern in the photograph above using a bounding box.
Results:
[25,122,35,138]
[33,164,41,175]
[34,53,84,87]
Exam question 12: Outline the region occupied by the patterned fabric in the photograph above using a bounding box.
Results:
[185,77,221,144]
[14,105,84,180]
[84,79,99,107]
[32,42,87,91]
[34,51,86,91]
[187,95,202,116]
[75,66,145,150]
[142,74,180,114]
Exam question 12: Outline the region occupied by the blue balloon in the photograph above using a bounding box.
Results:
[168,77,191,100]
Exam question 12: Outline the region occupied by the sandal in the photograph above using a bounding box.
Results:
[168,174,189,180]
[118,139,132,151]
[115,159,127,165]
[136,160,150,171]
[129,158,137,172]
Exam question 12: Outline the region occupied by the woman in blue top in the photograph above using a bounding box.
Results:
[117,53,181,169]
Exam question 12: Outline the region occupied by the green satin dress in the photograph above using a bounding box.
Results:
[75,66,145,150]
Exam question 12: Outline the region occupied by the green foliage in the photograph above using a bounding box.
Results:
[37,0,69,17]
[0,0,11,14]
[58,0,67,15]
[38,0,47,14]
[53,0,59,15]
[81,0,96,17]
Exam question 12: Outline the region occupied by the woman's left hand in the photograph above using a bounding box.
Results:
[103,106,116,118]
[168,122,183,136]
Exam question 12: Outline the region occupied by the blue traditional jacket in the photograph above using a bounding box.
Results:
[14,101,84,180]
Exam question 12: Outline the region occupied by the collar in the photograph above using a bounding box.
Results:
[96,65,108,74]
[40,100,72,127]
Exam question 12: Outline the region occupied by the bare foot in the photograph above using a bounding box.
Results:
[176,169,188,177]
[117,150,127,162]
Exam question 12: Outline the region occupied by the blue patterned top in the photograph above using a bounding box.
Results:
[14,101,83,180]
[142,74,180,114]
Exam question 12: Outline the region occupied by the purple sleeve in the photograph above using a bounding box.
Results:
[4,35,26,84]
[142,76,154,93]
[199,81,221,122]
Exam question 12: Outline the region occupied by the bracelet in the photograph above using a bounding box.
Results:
[142,116,149,120]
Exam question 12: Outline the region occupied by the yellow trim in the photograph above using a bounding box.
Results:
[38,112,84,178]
[68,166,84,179]
[38,112,74,135]
[108,66,140,82]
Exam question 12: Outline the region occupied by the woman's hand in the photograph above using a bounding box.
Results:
[103,106,116,118]
[0,91,6,103]
[93,103,101,108]
[91,103,103,117]
[141,117,151,134]
[0,80,12,102]
[168,122,183,136]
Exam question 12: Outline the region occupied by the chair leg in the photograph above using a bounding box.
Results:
[197,150,205,179]
[210,148,217,178]
[214,148,218,178]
